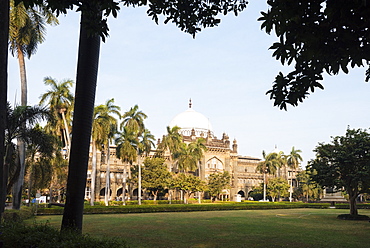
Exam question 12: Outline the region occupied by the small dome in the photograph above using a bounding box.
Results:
[169,105,213,137]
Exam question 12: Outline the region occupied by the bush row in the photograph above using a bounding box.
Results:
[0,221,128,248]
[36,202,334,215]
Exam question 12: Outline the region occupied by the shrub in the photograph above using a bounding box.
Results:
[3,207,34,222]
[0,221,128,248]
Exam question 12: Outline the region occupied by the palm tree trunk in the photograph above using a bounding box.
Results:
[12,140,25,209]
[122,164,126,205]
[263,172,266,201]
[17,45,27,106]
[138,154,141,205]
[289,179,293,202]
[61,111,71,157]
[12,44,28,210]
[90,141,97,206]
[0,0,8,216]
[104,142,110,206]
[61,7,101,232]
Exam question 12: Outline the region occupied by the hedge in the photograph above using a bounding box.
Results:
[35,202,334,215]
[0,222,128,248]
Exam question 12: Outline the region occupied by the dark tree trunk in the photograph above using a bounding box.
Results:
[349,192,358,216]
[0,0,9,216]
[61,8,101,232]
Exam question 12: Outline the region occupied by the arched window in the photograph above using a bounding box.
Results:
[206,157,224,170]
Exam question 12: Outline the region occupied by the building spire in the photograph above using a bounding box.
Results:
[189,98,192,108]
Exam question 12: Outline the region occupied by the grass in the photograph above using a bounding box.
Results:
[28,208,370,248]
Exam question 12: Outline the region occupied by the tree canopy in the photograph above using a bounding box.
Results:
[260,0,370,109]
[207,171,231,201]
[22,0,248,39]
[308,128,370,215]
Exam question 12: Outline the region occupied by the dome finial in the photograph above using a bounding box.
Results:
[189,98,192,108]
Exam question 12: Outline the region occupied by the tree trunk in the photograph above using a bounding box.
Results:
[61,110,71,158]
[349,192,358,216]
[0,0,9,216]
[12,140,25,209]
[138,154,141,205]
[61,8,101,232]
[263,172,266,201]
[104,142,110,206]
[12,44,28,210]
[90,141,97,206]
[122,164,126,205]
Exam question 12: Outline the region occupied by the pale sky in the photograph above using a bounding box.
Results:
[7,1,370,167]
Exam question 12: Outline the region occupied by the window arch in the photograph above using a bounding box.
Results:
[206,157,223,170]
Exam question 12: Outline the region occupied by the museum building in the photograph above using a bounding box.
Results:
[86,101,296,201]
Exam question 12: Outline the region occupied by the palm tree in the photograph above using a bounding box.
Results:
[119,105,148,204]
[49,150,68,204]
[59,0,248,233]
[9,0,58,106]
[39,77,74,157]
[137,129,155,205]
[157,126,183,172]
[188,138,207,203]
[61,2,102,233]
[0,0,9,216]
[120,105,147,134]
[115,126,138,205]
[175,143,199,173]
[4,103,50,209]
[25,125,57,205]
[286,147,303,202]
[101,99,121,206]
[90,106,106,206]
[189,138,207,176]
[90,99,120,206]
[256,151,284,201]
[9,1,58,213]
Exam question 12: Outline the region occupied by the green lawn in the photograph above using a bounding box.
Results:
[30,209,370,248]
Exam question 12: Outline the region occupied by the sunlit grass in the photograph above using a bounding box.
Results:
[29,209,370,248]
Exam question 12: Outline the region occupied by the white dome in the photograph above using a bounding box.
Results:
[169,107,213,137]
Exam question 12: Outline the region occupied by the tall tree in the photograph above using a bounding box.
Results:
[24,0,249,232]
[172,173,206,204]
[157,126,183,172]
[100,99,121,206]
[140,157,172,202]
[0,0,9,217]
[39,77,74,156]
[189,138,207,176]
[207,171,231,202]
[259,0,370,109]
[175,142,199,173]
[25,125,57,203]
[256,150,284,201]
[3,104,50,209]
[119,105,148,204]
[267,177,289,202]
[308,128,370,216]
[9,0,58,210]
[10,0,58,106]
[90,98,120,206]
[295,170,322,202]
[115,126,138,205]
[137,128,155,205]
[286,147,302,202]
[120,105,146,135]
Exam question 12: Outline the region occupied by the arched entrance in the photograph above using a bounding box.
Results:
[237,190,245,197]
[99,188,112,196]
[132,188,144,200]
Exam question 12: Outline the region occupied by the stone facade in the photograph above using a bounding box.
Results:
[86,103,298,201]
